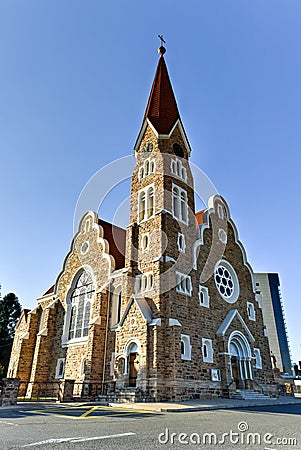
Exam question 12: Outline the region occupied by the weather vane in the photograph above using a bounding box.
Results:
[158,35,166,46]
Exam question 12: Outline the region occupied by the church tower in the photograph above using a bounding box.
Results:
[116,45,199,399]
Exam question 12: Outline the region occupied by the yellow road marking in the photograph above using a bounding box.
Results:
[79,406,98,418]
[23,406,159,420]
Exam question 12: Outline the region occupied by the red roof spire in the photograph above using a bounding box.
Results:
[144,46,180,135]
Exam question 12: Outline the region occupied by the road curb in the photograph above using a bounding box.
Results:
[161,399,301,413]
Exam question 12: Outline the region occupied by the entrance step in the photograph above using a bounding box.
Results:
[229,389,272,400]
[96,388,154,403]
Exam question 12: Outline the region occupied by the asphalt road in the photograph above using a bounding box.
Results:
[0,404,300,449]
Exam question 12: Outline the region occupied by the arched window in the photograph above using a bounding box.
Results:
[180,191,188,222]
[171,158,187,182]
[139,167,144,181]
[254,348,262,369]
[138,158,155,181]
[180,334,191,360]
[173,186,180,218]
[56,358,65,379]
[176,272,192,296]
[198,286,210,308]
[138,185,155,223]
[68,271,95,340]
[202,338,213,363]
[172,184,188,224]
[135,272,154,294]
[139,191,146,222]
[147,187,154,218]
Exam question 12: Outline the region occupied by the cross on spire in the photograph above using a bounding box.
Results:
[158,35,166,46]
[157,35,166,56]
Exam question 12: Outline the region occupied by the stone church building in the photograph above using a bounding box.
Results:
[8,45,277,401]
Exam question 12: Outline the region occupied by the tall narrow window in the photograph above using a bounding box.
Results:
[56,358,65,379]
[147,187,154,218]
[138,185,155,223]
[173,187,180,218]
[117,291,122,323]
[176,272,192,296]
[111,288,122,326]
[171,158,187,181]
[68,271,95,341]
[180,334,191,360]
[75,287,86,338]
[139,192,146,222]
[172,184,188,224]
[139,158,155,180]
[135,272,154,294]
[83,301,91,337]
[198,286,210,308]
[68,304,76,340]
[181,340,185,355]
[181,191,187,222]
[254,348,262,369]
[202,338,213,363]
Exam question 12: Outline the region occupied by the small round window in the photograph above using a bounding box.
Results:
[214,260,239,303]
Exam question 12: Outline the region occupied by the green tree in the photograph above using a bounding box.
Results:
[0,293,21,378]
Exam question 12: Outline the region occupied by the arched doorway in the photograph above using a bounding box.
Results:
[124,339,141,388]
[228,331,253,389]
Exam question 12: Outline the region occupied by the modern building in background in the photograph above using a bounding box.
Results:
[255,273,293,375]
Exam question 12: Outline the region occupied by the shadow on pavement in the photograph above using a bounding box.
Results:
[238,404,301,416]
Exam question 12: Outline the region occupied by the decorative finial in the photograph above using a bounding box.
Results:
[158,34,166,56]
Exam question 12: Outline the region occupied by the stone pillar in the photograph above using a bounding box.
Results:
[58,380,74,402]
[0,378,20,406]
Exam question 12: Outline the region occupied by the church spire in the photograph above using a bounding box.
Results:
[144,44,180,135]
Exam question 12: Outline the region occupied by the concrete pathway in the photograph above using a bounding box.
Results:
[1,396,301,413]
[109,395,301,412]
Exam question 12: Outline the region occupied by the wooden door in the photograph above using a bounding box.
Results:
[231,356,239,387]
[129,352,138,387]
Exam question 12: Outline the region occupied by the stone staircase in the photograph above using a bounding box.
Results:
[96,388,155,403]
[229,389,273,400]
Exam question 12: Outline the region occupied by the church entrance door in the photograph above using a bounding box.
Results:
[231,355,240,388]
[129,352,138,387]
[229,331,253,390]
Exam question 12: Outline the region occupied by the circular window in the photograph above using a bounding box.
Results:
[81,241,89,254]
[173,143,184,158]
[214,261,239,303]
[218,228,227,244]
[147,142,153,152]
[130,318,136,327]
[143,142,153,153]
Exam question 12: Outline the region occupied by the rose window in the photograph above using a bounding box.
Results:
[214,261,239,303]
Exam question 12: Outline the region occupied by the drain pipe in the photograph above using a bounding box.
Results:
[101,289,111,393]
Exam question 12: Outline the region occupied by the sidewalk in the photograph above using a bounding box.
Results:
[109,396,301,413]
[1,396,301,413]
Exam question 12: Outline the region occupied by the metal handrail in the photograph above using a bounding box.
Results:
[226,380,235,389]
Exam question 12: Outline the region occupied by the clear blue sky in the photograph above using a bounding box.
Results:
[0,1,300,363]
